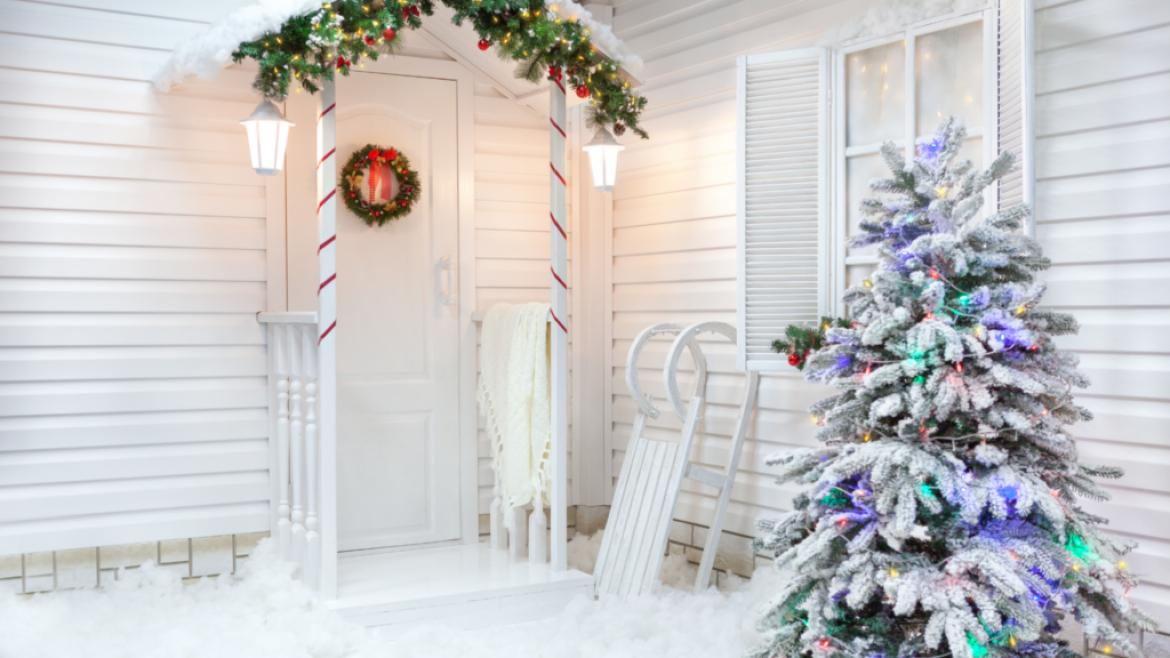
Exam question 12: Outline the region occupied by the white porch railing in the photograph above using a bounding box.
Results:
[258,311,322,589]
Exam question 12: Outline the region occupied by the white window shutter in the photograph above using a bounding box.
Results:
[736,49,830,372]
[995,0,1034,216]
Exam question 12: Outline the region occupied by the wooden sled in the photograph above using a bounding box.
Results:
[593,321,761,596]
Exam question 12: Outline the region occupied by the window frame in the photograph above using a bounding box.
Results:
[829,8,999,315]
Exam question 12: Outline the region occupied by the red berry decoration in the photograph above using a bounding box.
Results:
[788,352,802,367]
[382,27,397,42]
[477,38,490,51]
[364,36,376,46]
[386,148,398,161]
[575,85,589,99]
[336,56,350,69]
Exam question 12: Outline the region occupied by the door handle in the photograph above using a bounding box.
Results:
[435,256,455,306]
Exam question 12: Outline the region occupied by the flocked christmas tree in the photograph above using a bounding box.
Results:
[755,120,1156,658]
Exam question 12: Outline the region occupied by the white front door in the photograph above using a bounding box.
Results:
[336,72,462,551]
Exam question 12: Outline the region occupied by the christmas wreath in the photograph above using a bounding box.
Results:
[339,144,421,226]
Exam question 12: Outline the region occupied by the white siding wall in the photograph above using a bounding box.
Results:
[0,0,276,555]
[607,0,870,549]
[609,0,1170,628]
[1034,0,1170,624]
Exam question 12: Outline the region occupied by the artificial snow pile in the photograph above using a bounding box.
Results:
[0,533,774,658]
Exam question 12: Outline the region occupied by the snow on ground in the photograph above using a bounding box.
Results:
[0,533,780,658]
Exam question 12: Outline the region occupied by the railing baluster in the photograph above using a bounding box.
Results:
[302,324,321,588]
[274,324,292,560]
[289,324,306,565]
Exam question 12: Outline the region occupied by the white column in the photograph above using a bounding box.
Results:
[548,80,569,571]
[316,79,339,597]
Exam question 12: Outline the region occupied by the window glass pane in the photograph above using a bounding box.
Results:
[916,21,983,133]
[846,41,906,146]
[847,264,877,290]
[846,153,890,253]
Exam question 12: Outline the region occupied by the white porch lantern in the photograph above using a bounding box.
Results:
[241,100,293,175]
[582,127,624,192]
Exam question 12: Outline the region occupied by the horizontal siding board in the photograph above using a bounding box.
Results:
[0,138,260,187]
[0,313,264,347]
[0,279,265,313]
[0,209,266,250]
[0,378,267,417]
[0,502,269,555]
[1034,23,1170,94]
[0,346,267,382]
[0,440,268,487]
[0,174,265,218]
[0,409,268,452]
[0,471,269,524]
[0,244,266,282]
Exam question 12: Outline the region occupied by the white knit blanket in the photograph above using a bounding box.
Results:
[478,303,551,522]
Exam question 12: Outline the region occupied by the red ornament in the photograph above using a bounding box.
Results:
[336,56,350,69]
[364,36,376,46]
[787,352,801,367]
[575,85,590,99]
[386,148,398,161]
[477,38,490,51]
[367,149,381,161]
[382,27,397,42]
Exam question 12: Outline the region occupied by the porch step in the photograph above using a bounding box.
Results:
[327,541,594,630]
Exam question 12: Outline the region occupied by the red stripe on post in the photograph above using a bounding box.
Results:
[550,267,567,290]
[550,117,567,138]
[318,272,336,294]
[318,103,336,119]
[319,320,337,344]
[317,187,336,212]
[317,147,336,169]
[549,163,567,187]
[549,212,567,239]
[549,309,568,334]
[318,234,336,253]
[553,79,565,94]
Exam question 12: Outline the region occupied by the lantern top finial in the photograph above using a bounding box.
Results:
[241,99,293,126]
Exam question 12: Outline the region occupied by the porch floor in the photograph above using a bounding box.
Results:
[327,541,595,630]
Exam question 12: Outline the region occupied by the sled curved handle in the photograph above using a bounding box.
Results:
[663,321,737,419]
[626,323,704,419]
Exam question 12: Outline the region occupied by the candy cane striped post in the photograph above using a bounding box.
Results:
[315,79,339,596]
[548,78,569,572]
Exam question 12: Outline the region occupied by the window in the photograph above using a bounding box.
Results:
[839,16,992,299]
[736,2,1031,371]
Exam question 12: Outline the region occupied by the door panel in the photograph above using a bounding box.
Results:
[335,72,461,551]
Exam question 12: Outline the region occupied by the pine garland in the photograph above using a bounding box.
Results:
[230,0,648,138]
[773,317,851,370]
